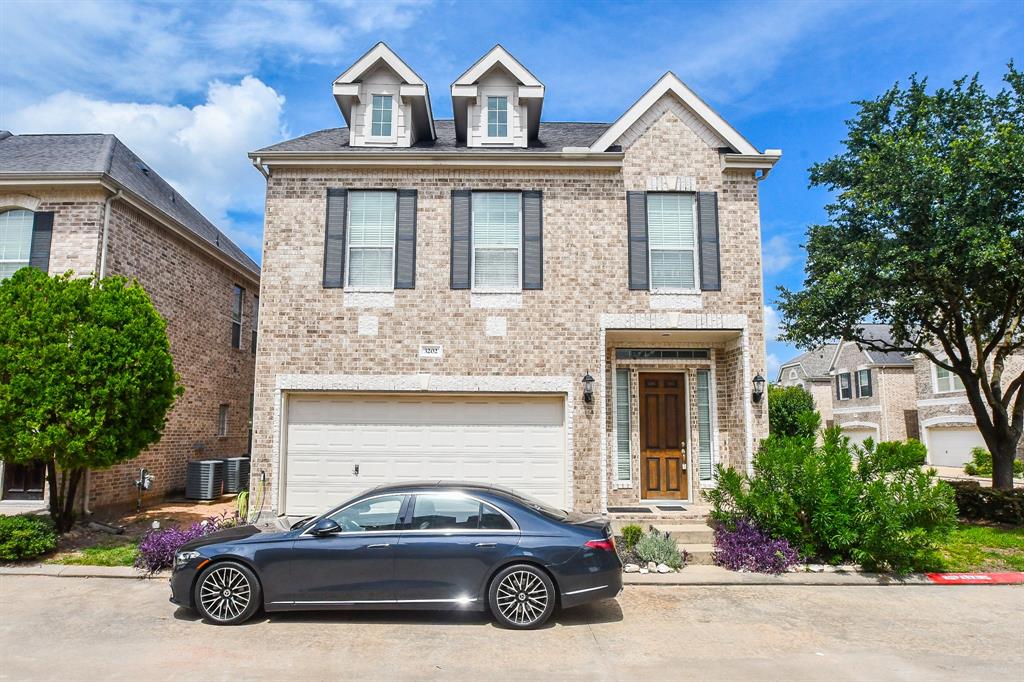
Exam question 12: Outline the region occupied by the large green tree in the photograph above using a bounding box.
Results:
[779,65,1024,490]
[0,268,181,530]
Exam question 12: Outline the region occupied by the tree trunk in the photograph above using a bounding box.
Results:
[45,461,84,533]
[991,444,1018,491]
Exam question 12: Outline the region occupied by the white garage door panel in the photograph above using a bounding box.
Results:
[284,394,566,516]
[843,428,879,449]
[928,426,986,467]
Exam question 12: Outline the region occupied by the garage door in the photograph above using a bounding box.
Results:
[283,393,566,516]
[843,427,879,450]
[927,426,986,467]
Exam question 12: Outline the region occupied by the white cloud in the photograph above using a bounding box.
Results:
[766,352,783,382]
[764,305,782,343]
[6,77,287,255]
[762,234,801,275]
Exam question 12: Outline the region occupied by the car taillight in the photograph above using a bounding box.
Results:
[585,538,616,552]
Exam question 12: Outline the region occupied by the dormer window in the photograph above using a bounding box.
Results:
[487,96,508,138]
[371,95,393,138]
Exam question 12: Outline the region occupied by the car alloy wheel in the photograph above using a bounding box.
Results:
[489,565,555,629]
[194,561,261,625]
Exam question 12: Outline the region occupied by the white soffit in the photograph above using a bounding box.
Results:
[332,42,435,139]
[590,72,762,156]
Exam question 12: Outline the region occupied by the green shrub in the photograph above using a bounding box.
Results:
[947,480,1024,526]
[0,515,58,561]
[705,428,957,572]
[634,528,683,569]
[963,448,1023,477]
[620,524,644,551]
[767,384,820,438]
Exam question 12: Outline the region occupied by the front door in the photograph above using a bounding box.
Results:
[2,462,45,500]
[639,373,688,500]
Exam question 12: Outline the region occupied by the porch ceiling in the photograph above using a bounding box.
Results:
[605,328,742,345]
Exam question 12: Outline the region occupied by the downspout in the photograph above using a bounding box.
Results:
[251,156,270,180]
[82,188,122,516]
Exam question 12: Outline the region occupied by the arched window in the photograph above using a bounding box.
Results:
[0,209,34,279]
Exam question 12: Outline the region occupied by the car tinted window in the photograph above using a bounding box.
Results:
[507,490,568,521]
[411,494,512,531]
[327,494,405,532]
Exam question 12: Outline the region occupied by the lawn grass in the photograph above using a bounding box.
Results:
[46,542,139,567]
[937,523,1024,572]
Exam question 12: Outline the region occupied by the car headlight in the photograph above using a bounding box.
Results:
[175,550,201,568]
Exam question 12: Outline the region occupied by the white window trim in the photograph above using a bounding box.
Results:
[470,191,522,294]
[367,93,397,142]
[345,190,397,293]
[932,364,965,394]
[0,208,34,279]
[837,372,853,401]
[647,192,701,294]
[855,368,872,398]
[484,95,511,142]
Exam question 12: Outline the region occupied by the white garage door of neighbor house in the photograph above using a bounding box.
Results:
[843,427,879,449]
[284,394,567,516]
[927,426,986,468]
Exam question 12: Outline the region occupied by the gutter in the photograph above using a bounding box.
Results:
[247,149,625,170]
[251,156,269,180]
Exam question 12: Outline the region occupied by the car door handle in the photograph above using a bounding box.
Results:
[475,542,496,548]
[366,543,391,549]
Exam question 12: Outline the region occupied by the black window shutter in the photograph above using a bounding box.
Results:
[450,190,472,289]
[522,190,543,290]
[697,191,721,291]
[626,191,649,290]
[394,189,417,289]
[29,211,54,273]
[323,189,347,288]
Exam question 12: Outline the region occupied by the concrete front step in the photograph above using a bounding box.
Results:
[611,521,715,544]
[679,543,716,565]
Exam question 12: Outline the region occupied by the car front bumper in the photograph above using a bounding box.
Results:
[169,562,200,609]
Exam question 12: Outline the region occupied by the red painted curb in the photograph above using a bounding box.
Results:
[925,572,1024,584]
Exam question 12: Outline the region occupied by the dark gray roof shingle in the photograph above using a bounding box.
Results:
[856,324,913,365]
[255,120,612,154]
[778,344,838,381]
[0,132,258,275]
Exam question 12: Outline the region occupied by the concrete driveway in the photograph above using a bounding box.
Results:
[1,575,1021,681]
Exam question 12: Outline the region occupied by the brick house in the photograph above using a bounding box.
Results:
[248,44,780,516]
[775,344,837,428]
[0,131,259,511]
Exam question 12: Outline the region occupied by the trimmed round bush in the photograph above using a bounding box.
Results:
[0,514,58,561]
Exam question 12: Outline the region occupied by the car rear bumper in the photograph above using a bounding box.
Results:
[559,568,623,609]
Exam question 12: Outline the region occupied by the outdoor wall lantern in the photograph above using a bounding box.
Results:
[582,372,595,403]
[752,373,766,403]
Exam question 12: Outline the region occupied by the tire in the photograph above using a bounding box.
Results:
[193,561,262,625]
[488,564,556,630]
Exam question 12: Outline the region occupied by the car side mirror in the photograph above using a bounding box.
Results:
[310,518,341,537]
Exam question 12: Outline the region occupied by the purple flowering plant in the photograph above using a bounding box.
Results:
[713,518,800,575]
[134,512,234,574]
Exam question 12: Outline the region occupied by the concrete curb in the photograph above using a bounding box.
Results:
[0,565,168,579]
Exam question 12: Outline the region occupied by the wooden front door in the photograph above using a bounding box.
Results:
[2,462,45,500]
[640,373,688,500]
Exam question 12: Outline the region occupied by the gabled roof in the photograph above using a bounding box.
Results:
[589,72,771,161]
[332,42,436,140]
[777,344,838,381]
[451,44,545,91]
[828,324,914,370]
[0,132,258,275]
[450,45,545,143]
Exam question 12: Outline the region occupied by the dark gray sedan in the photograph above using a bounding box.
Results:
[169,481,622,628]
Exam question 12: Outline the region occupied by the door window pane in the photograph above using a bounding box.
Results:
[696,369,713,481]
[0,209,34,279]
[347,191,396,288]
[329,494,405,532]
[411,494,511,531]
[647,193,697,290]
[615,368,631,481]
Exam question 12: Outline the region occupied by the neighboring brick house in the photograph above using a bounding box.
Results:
[826,325,918,447]
[913,350,1024,468]
[0,131,259,511]
[775,344,837,427]
[248,44,781,516]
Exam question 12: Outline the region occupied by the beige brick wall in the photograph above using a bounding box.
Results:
[830,341,916,442]
[252,100,768,513]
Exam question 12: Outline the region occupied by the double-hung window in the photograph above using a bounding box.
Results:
[370,95,393,138]
[230,285,244,349]
[647,193,698,290]
[935,365,964,393]
[0,209,34,280]
[856,369,872,398]
[251,295,259,354]
[347,190,397,290]
[487,96,508,138]
[836,372,852,400]
[472,192,520,291]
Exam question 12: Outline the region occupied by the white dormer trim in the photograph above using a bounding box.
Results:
[451,45,544,146]
[332,42,435,146]
[590,72,763,157]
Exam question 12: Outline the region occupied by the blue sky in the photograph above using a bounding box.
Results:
[2,0,1022,374]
